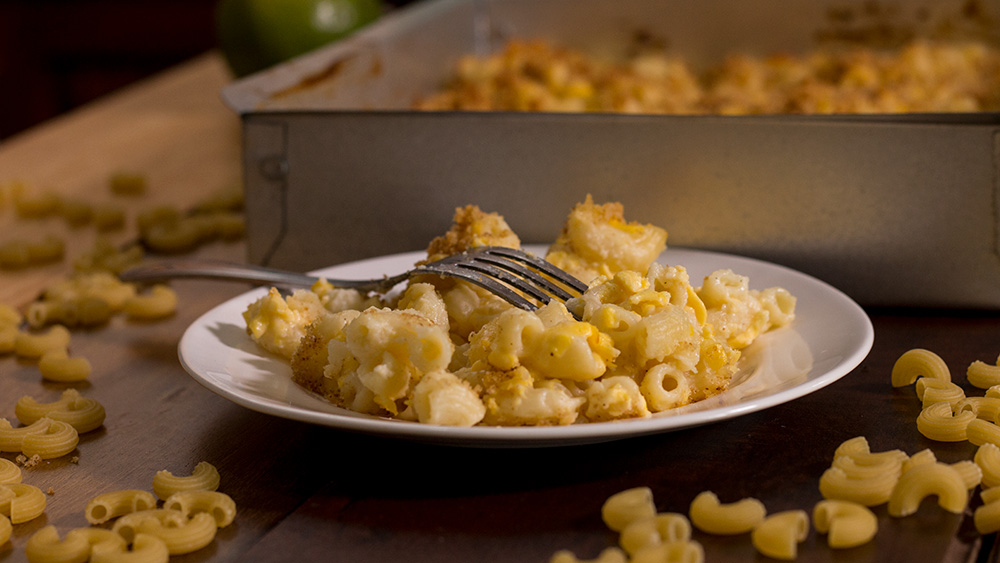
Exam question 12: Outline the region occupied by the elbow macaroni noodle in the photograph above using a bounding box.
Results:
[0,459,21,485]
[976,443,1000,488]
[90,533,169,563]
[0,515,10,548]
[152,461,220,500]
[85,490,158,525]
[14,325,71,359]
[1,483,47,524]
[968,355,1000,389]
[688,491,766,535]
[812,500,878,549]
[887,462,968,517]
[163,490,237,528]
[601,487,656,532]
[750,510,809,561]
[892,348,951,386]
[914,377,965,409]
[916,401,974,442]
[112,509,217,555]
[16,389,106,434]
[37,349,92,382]
[123,285,178,320]
[21,420,79,459]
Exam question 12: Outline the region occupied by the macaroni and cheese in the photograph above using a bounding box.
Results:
[243,197,796,426]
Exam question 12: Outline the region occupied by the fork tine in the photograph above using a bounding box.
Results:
[417,262,540,312]
[454,259,559,304]
[475,247,589,294]
[416,246,587,318]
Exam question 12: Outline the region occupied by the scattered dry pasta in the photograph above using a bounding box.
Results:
[108,171,147,196]
[14,189,61,219]
[601,487,656,532]
[112,509,217,555]
[688,491,765,535]
[892,348,951,386]
[0,459,21,484]
[14,325,71,359]
[37,349,92,383]
[916,401,974,442]
[812,499,878,549]
[915,378,965,409]
[92,204,126,232]
[90,532,169,563]
[550,547,628,563]
[887,462,968,517]
[976,443,1000,488]
[618,512,691,555]
[24,525,121,563]
[1,483,47,524]
[163,490,237,528]
[630,542,703,563]
[21,420,79,459]
[85,489,158,525]
[123,285,177,320]
[0,514,10,547]
[0,418,52,453]
[967,419,1000,448]
[152,461,220,500]
[968,355,1000,389]
[750,510,809,561]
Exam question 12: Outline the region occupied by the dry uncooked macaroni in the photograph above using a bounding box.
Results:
[968,355,1000,389]
[891,348,951,386]
[549,547,627,563]
[0,459,20,484]
[16,389,106,433]
[914,378,965,409]
[90,532,169,563]
[553,487,702,563]
[688,491,765,535]
[112,509,217,555]
[0,418,53,453]
[0,515,10,547]
[618,512,690,555]
[916,401,974,442]
[152,461,220,500]
[163,490,237,528]
[123,285,177,320]
[85,490,158,525]
[21,420,79,459]
[601,487,656,532]
[812,500,878,549]
[1,483,46,524]
[887,462,967,517]
[24,525,126,563]
[750,510,808,561]
[37,349,92,383]
[14,325,71,358]
[976,443,1000,488]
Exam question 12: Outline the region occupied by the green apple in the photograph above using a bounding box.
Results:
[216,0,383,77]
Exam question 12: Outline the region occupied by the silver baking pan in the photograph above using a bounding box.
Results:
[221,0,1000,309]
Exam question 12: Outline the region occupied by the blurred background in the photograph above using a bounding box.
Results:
[0,0,417,140]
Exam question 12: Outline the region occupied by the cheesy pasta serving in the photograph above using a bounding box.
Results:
[242,197,795,426]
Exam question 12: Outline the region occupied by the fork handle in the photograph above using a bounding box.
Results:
[119,259,323,288]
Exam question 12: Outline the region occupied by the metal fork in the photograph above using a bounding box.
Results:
[119,246,589,316]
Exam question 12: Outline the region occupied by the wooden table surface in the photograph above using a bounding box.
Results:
[1,51,999,563]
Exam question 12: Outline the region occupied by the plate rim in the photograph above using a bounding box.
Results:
[178,246,873,447]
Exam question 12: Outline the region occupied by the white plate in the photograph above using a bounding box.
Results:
[179,246,873,447]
